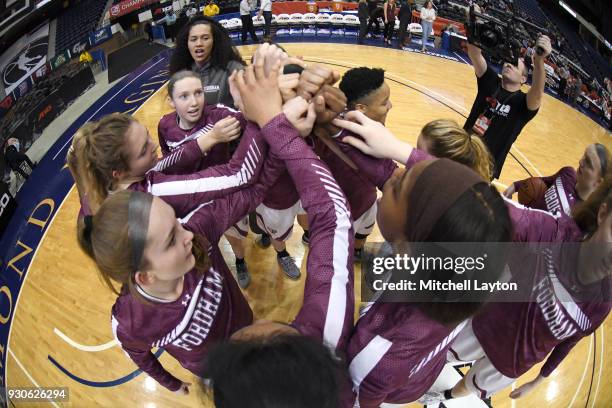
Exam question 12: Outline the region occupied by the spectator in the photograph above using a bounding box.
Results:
[3,138,34,180]
[144,22,153,43]
[169,16,246,107]
[204,0,220,16]
[258,0,273,41]
[367,0,383,38]
[420,0,436,52]
[164,11,178,42]
[358,0,369,45]
[396,0,413,49]
[558,65,569,100]
[605,77,612,95]
[383,0,397,46]
[464,34,552,179]
[239,0,259,44]
[573,75,583,105]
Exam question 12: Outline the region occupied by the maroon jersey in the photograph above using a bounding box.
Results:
[157,103,248,166]
[344,305,467,406]
[329,130,402,192]
[338,148,461,406]
[261,114,355,353]
[471,243,611,378]
[111,117,315,391]
[504,197,583,243]
[513,167,579,216]
[128,122,266,218]
[312,131,377,220]
[261,170,300,210]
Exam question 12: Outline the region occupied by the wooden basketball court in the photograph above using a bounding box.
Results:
[6,43,611,407]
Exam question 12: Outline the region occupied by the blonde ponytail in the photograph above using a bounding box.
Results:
[419,119,493,181]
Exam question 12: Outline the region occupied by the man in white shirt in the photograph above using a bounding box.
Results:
[258,0,273,39]
[240,0,259,43]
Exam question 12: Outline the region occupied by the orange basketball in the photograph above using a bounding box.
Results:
[517,177,547,206]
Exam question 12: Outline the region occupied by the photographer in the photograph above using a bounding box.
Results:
[463,8,552,179]
[3,138,35,180]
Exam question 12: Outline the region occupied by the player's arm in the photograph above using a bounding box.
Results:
[526,35,552,111]
[112,318,184,392]
[510,334,582,399]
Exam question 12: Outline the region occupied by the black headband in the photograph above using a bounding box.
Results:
[128,192,154,272]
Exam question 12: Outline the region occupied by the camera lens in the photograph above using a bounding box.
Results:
[481,29,499,48]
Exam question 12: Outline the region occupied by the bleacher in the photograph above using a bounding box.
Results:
[436,0,609,84]
[0,62,89,144]
[538,4,610,83]
[55,0,107,55]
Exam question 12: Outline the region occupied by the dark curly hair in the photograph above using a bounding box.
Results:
[339,67,386,108]
[169,16,245,74]
[205,335,346,408]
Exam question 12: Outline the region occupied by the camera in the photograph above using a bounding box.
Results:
[466,4,545,66]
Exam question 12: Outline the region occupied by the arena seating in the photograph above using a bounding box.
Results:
[55,0,108,55]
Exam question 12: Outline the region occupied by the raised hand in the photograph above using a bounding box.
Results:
[282,96,317,137]
[297,64,341,100]
[332,110,413,163]
[278,72,300,102]
[252,42,287,77]
[533,35,552,60]
[313,85,347,125]
[235,52,282,128]
[210,116,241,142]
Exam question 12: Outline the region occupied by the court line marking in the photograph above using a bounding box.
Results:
[301,55,544,178]
[8,349,61,408]
[53,328,118,352]
[453,51,469,65]
[5,187,73,404]
[591,326,604,408]
[51,56,166,161]
[512,147,543,177]
[568,333,593,407]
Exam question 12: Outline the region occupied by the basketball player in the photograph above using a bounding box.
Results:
[421,177,612,404]
[199,71,355,406]
[70,45,288,288]
[464,29,552,179]
[158,70,252,287]
[232,52,311,279]
[312,66,392,260]
[78,57,321,393]
[69,112,264,219]
[504,143,610,216]
[330,110,512,407]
